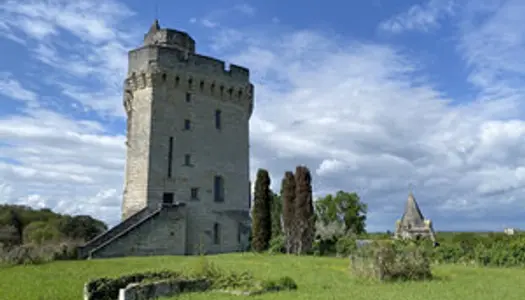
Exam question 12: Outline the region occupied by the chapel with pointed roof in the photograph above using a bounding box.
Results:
[394,192,437,243]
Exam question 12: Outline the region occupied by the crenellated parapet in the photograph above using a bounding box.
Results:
[123,70,254,116]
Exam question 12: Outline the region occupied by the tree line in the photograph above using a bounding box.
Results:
[250,165,368,255]
[0,204,107,248]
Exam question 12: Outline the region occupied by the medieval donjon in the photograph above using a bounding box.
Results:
[78,20,253,258]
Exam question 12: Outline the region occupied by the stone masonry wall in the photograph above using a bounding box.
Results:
[91,207,187,258]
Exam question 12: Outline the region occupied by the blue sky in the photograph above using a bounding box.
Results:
[1,0,525,232]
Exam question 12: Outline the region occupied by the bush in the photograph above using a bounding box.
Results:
[260,276,298,291]
[0,240,81,266]
[429,233,525,267]
[268,235,285,254]
[336,235,357,257]
[350,241,432,282]
[85,270,182,300]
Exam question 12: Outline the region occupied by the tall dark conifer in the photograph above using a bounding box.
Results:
[281,171,296,254]
[294,165,314,254]
[251,169,272,252]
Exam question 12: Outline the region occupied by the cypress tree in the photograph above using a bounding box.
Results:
[281,171,296,254]
[294,165,314,254]
[251,169,272,252]
[270,192,283,240]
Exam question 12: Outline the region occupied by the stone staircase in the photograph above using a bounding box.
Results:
[78,207,155,258]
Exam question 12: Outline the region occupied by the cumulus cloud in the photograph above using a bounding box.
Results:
[0,0,524,232]
[378,0,456,34]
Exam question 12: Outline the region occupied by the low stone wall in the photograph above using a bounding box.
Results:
[118,279,211,300]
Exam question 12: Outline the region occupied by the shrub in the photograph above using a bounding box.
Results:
[350,241,432,282]
[260,276,298,291]
[268,235,285,254]
[427,233,525,267]
[85,270,182,300]
[0,240,81,266]
[336,235,357,257]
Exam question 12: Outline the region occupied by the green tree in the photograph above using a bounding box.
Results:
[23,221,61,244]
[57,215,107,242]
[270,192,282,239]
[315,191,367,235]
[281,171,296,254]
[7,209,23,245]
[294,166,315,254]
[251,169,272,252]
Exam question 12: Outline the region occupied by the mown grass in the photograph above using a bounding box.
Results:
[0,253,524,300]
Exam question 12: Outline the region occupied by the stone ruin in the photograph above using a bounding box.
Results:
[394,192,437,245]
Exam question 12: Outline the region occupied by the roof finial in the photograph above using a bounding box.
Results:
[408,182,414,195]
[154,0,159,20]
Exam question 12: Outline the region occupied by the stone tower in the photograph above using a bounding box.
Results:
[122,19,253,217]
[78,20,253,258]
[394,192,437,243]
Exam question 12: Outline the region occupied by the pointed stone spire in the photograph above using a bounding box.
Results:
[149,19,160,34]
[401,192,425,227]
[144,19,162,45]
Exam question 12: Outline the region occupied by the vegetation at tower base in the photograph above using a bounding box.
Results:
[0,204,107,266]
[251,169,273,252]
[294,166,315,254]
[281,171,297,254]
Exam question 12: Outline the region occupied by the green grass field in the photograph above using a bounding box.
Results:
[0,253,523,300]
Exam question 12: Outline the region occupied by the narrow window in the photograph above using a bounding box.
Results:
[214,176,224,202]
[167,137,173,178]
[184,154,191,166]
[215,110,221,130]
[248,181,252,209]
[237,223,242,243]
[184,119,191,130]
[213,223,220,245]
[185,92,191,102]
[200,80,204,91]
[163,193,174,205]
[188,78,193,88]
[162,73,167,81]
[191,188,199,200]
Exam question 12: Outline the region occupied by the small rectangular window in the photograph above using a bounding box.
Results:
[184,119,191,130]
[191,188,199,200]
[185,92,191,102]
[163,193,174,205]
[167,137,173,178]
[214,176,224,202]
[215,110,222,130]
[213,223,220,245]
[184,154,191,166]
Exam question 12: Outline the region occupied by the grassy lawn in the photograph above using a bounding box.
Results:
[0,253,523,300]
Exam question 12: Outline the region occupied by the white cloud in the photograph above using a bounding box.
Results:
[458,0,525,112]
[0,73,37,103]
[379,0,456,34]
[0,0,137,117]
[191,3,256,31]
